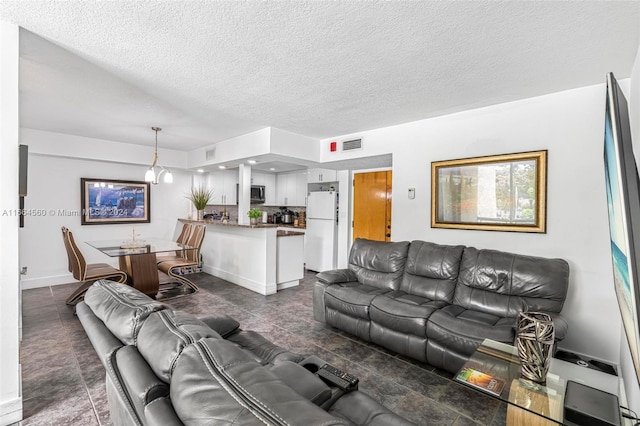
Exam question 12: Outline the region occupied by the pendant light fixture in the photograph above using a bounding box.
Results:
[144,127,173,184]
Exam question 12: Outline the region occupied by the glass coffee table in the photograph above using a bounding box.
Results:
[454,339,621,426]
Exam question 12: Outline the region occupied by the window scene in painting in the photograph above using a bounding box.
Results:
[436,159,538,225]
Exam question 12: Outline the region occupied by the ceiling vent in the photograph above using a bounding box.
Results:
[205,147,216,161]
[342,138,363,151]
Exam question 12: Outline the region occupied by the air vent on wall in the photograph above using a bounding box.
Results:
[205,147,216,161]
[342,138,363,151]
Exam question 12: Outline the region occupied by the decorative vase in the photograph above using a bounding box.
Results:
[197,210,204,221]
[250,217,258,226]
[516,311,555,384]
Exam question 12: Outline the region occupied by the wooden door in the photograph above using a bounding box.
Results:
[353,171,392,242]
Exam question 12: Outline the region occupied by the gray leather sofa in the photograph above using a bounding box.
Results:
[77,279,414,426]
[313,239,570,374]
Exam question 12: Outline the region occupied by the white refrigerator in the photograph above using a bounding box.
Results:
[305,191,338,272]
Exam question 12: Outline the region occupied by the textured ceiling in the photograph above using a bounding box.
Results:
[1,1,639,152]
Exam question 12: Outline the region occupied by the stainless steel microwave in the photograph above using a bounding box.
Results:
[237,184,265,204]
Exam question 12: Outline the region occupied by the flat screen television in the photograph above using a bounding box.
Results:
[604,72,640,385]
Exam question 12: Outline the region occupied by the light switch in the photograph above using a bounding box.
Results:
[408,188,415,199]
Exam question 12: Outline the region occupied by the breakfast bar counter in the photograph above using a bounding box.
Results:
[178,219,304,295]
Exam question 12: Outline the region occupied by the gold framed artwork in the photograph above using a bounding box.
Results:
[431,150,547,233]
[81,178,151,225]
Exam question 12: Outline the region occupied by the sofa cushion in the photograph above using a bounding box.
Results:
[454,247,570,318]
[370,291,447,337]
[171,338,349,425]
[137,310,222,382]
[325,283,389,319]
[399,241,464,303]
[226,330,304,365]
[84,279,167,345]
[348,239,410,291]
[426,304,516,352]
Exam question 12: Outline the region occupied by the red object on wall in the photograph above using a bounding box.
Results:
[330,141,337,152]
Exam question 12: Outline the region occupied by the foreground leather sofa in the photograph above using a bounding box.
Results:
[77,279,414,426]
[313,239,570,374]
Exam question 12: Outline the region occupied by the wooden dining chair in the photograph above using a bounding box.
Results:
[157,224,206,292]
[156,222,193,264]
[62,226,128,305]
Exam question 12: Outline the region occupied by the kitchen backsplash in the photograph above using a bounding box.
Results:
[204,205,306,223]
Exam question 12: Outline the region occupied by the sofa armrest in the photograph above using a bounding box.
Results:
[328,391,416,426]
[269,361,332,406]
[145,397,184,426]
[198,314,240,338]
[548,312,568,341]
[316,269,357,285]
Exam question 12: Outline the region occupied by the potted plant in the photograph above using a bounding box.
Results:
[186,185,213,220]
[247,207,262,226]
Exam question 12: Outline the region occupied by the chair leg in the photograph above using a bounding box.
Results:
[65,273,128,305]
[166,267,199,293]
[65,281,94,305]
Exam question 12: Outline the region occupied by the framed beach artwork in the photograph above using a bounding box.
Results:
[81,178,150,225]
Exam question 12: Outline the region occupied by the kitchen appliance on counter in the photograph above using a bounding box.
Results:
[281,207,295,224]
[305,191,338,272]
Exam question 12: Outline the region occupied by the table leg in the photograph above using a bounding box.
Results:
[119,253,159,297]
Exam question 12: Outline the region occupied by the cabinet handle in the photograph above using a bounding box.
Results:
[319,174,323,181]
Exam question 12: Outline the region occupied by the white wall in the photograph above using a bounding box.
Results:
[322,84,622,363]
[23,128,188,168]
[19,154,193,289]
[0,21,22,426]
[188,127,271,169]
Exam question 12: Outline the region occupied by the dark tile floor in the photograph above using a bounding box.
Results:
[18,272,507,426]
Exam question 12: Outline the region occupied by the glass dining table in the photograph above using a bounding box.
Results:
[86,238,196,297]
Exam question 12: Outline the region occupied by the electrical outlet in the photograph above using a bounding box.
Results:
[408,188,415,199]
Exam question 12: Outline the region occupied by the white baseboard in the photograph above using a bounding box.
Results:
[0,397,22,426]
[20,273,73,290]
[202,266,275,295]
[277,280,299,290]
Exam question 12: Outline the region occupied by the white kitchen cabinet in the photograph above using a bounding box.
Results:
[252,172,264,185]
[252,172,276,205]
[307,168,337,183]
[206,169,237,205]
[296,171,308,206]
[276,171,306,206]
[263,173,276,205]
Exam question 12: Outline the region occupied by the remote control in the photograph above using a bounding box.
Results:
[316,364,358,391]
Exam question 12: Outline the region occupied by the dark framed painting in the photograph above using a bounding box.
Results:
[431,150,547,233]
[81,178,150,225]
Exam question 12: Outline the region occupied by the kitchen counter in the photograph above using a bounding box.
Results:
[276,230,305,237]
[178,219,304,295]
[180,218,305,230]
